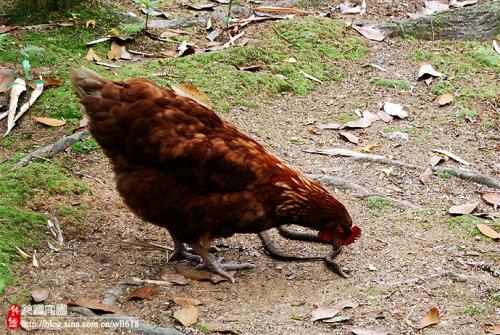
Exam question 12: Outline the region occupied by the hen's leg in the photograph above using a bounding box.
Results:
[189,243,254,283]
[168,238,202,263]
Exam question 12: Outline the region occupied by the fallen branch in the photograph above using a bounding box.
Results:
[305,148,500,189]
[13,128,90,169]
[69,307,183,335]
[307,173,422,208]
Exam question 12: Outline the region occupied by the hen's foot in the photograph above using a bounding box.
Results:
[189,243,254,283]
[168,239,202,264]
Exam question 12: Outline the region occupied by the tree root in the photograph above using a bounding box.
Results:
[308,173,422,208]
[305,148,500,190]
[13,128,90,169]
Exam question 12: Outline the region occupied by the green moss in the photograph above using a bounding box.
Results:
[471,48,500,69]
[365,287,382,299]
[370,78,412,91]
[365,196,393,216]
[483,120,498,130]
[435,171,451,179]
[456,107,478,121]
[448,215,485,237]
[463,302,489,316]
[336,113,359,124]
[0,158,86,292]
[71,138,100,153]
[54,203,87,221]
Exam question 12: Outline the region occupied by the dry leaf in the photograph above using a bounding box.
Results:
[42,76,63,88]
[482,193,500,208]
[311,300,358,322]
[477,224,500,240]
[68,299,122,314]
[437,93,453,106]
[120,46,132,60]
[417,62,443,80]
[161,273,189,285]
[0,25,17,33]
[206,30,220,42]
[187,3,216,10]
[383,102,408,119]
[127,284,158,300]
[174,305,199,327]
[171,84,212,109]
[33,117,66,127]
[176,41,196,57]
[161,29,190,39]
[419,307,440,329]
[204,323,240,334]
[339,0,366,14]
[31,288,49,303]
[322,315,350,323]
[486,323,500,334]
[107,41,122,60]
[351,329,389,335]
[450,0,478,7]
[286,57,297,63]
[448,202,479,215]
[352,24,385,41]
[85,48,101,62]
[169,295,203,307]
[344,117,372,129]
[358,143,378,153]
[0,68,16,93]
[339,131,359,144]
[433,149,470,166]
[254,6,309,15]
[299,70,322,83]
[238,65,262,72]
[86,37,110,46]
[4,78,27,135]
[494,41,500,55]
[429,153,447,167]
[420,167,433,184]
[377,110,393,123]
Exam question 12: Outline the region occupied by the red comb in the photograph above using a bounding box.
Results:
[343,226,362,245]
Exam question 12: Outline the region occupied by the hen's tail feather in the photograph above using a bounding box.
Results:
[70,67,106,99]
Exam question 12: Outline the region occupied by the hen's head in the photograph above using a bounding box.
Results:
[275,173,361,247]
[317,212,361,246]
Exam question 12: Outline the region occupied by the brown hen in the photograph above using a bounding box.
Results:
[70,67,361,282]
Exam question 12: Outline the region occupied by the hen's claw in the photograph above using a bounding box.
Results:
[189,242,253,283]
[168,238,203,263]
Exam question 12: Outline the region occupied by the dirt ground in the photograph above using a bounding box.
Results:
[1,1,499,334]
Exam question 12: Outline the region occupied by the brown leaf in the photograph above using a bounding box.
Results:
[42,76,63,88]
[127,284,158,300]
[420,167,433,184]
[175,264,213,281]
[339,131,359,144]
[254,6,309,15]
[168,295,203,307]
[171,84,213,109]
[107,41,122,60]
[177,41,196,57]
[205,323,240,334]
[0,25,17,33]
[68,299,122,314]
[351,24,385,41]
[448,202,479,215]
[161,273,189,285]
[433,149,470,166]
[482,193,500,207]
[33,117,66,127]
[173,305,199,327]
[311,300,358,322]
[357,143,379,153]
[437,93,453,106]
[0,68,16,93]
[429,153,447,167]
[160,29,191,39]
[419,307,440,329]
[344,117,372,129]
[351,328,390,335]
[85,48,101,62]
[486,323,500,334]
[31,288,49,303]
[477,224,500,240]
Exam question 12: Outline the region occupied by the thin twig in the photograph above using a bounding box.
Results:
[390,271,468,287]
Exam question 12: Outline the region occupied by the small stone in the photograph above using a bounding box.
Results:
[387,131,409,141]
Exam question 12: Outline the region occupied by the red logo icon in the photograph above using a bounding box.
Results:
[6,304,21,330]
